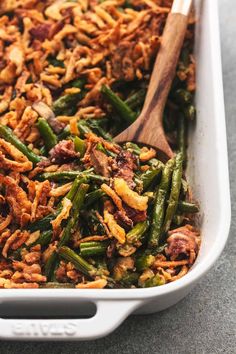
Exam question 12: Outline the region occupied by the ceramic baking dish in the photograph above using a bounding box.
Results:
[0,0,231,341]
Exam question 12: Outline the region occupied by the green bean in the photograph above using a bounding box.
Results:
[59,183,89,247]
[173,214,185,226]
[53,80,85,116]
[47,57,65,68]
[87,119,113,141]
[44,252,58,280]
[177,114,187,162]
[27,211,59,233]
[183,104,196,121]
[120,272,139,286]
[180,47,190,67]
[84,189,105,208]
[163,153,183,233]
[101,85,137,124]
[38,170,108,183]
[174,89,192,106]
[80,241,109,257]
[139,273,165,288]
[126,221,149,245]
[124,142,141,155]
[45,183,89,279]
[125,88,146,110]
[177,200,199,214]
[148,158,175,249]
[11,230,52,260]
[31,230,52,247]
[70,78,86,89]
[74,136,86,157]
[0,124,41,164]
[37,118,57,151]
[28,176,86,232]
[58,246,97,277]
[135,254,155,272]
[140,168,162,191]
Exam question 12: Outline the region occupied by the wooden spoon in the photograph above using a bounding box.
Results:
[114,0,192,160]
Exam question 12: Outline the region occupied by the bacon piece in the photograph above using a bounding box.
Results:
[112,150,137,189]
[165,225,200,264]
[90,147,111,177]
[30,23,51,41]
[49,140,79,163]
[123,203,147,223]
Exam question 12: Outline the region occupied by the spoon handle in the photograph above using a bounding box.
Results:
[115,0,192,153]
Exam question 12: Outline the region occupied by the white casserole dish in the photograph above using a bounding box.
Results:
[0,0,231,341]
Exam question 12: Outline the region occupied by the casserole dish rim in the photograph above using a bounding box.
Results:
[0,0,231,341]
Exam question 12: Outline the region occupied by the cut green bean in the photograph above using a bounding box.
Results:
[45,183,89,279]
[177,114,187,162]
[135,254,155,272]
[84,189,105,208]
[74,136,86,156]
[59,183,89,247]
[183,104,196,121]
[163,153,183,233]
[37,117,58,151]
[53,86,84,116]
[80,241,109,257]
[139,274,165,288]
[31,230,52,247]
[177,200,199,214]
[0,124,41,164]
[126,221,149,244]
[125,88,146,110]
[38,170,107,183]
[28,177,86,233]
[140,168,162,191]
[174,88,192,106]
[58,246,97,277]
[148,158,175,249]
[101,85,137,124]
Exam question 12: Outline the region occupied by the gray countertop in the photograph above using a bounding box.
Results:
[0,0,235,353]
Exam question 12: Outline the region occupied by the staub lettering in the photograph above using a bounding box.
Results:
[12,322,77,337]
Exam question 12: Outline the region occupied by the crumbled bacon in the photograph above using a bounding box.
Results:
[90,147,111,177]
[30,23,51,41]
[49,140,79,162]
[112,150,137,189]
[123,204,147,224]
[165,225,200,264]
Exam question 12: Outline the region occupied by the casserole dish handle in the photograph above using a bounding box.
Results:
[0,299,142,340]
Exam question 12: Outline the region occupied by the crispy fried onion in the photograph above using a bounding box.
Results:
[51,197,72,234]
[49,182,73,197]
[2,230,29,258]
[113,178,148,211]
[104,209,126,244]
[0,214,12,233]
[31,180,52,221]
[0,138,32,172]
[0,175,31,226]
[76,278,107,289]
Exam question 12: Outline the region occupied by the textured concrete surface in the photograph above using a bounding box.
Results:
[0,1,235,353]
